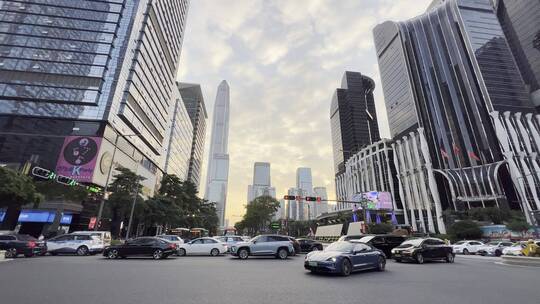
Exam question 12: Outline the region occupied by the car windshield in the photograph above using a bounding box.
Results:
[325,242,354,253]
[358,236,375,243]
[396,239,423,248]
[454,241,466,245]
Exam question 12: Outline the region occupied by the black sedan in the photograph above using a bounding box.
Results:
[304,241,386,276]
[391,238,454,264]
[0,234,47,258]
[103,237,176,260]
[285,236,301,255]
[297,238,323,252]
[356,234,406,258]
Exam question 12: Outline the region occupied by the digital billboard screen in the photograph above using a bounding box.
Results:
[351,191,393,210]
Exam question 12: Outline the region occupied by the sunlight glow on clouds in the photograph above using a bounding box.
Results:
[178,0,431,224]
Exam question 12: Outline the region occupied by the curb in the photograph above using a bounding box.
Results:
[501,255,540,267]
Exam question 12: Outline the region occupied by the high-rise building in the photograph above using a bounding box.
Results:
[287,187,299,220]
[247,162,276,202]
[313,187,329,216]
[495,0,540,108]
[205,80,230,227]
[296,168,313,220]
[164,89,193,180]
[373,0,538,229]
[330,71,380,177]
[178,82,207,188]
[0,0,190,230]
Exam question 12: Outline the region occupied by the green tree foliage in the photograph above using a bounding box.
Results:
[505,219,531,233]
[105,167,145,238]
[34,180,89,202]
[367,222,393,234]
[236,196,279,235]
[286,220,317,237]
[448,220,483,240]
[0,167,41,229]
[467,207,511,224]
[135,175,219,235]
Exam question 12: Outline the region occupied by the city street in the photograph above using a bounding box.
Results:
[0,254,538,304]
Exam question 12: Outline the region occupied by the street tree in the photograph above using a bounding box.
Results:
[0,167,41,229]
[368,223,393,234]
[506,219,531,234]
[239,196,280,235]
[448,220,483,240]
[105,167,145,238]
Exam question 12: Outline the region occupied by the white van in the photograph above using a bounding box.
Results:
[72,231,112,247]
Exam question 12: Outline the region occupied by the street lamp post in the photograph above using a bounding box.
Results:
[94,131,140,231]
[125,182,141,240]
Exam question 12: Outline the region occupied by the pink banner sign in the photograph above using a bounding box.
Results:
[56,136,102,183]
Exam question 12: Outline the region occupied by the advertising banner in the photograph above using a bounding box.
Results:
[56,136,102,183]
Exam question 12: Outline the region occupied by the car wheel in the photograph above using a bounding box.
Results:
[415,253,424,264]
[277,248,288,260]
[238,248,249,260]
[5,248,17,259]
[446,253,455,263]
[107,249,119,259]
[152,249,163,260]
[210,248,219,256]
[76,246,89,256]
[495,250,502,257]
[311,246,319,251]
[49,252,58,256]
[341,259,352,276]
[462,248,469,255]
[178,248,186,256]
[377,256,386,271]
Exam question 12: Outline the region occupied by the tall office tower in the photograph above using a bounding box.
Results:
[164,89,193,180]
[273,199,286,221]
[496,0,540,108]
[313,187,328,216]
[205,80,230,227]
[247,162,276,202]
[330,71,380,177]
[178,82,207,188]
[287,188,299,220]
[296,168,313,220]
[373,0,538,229]
[0,0,190,230]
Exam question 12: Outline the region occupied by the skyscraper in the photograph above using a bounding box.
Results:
[330,71,380,177]
[247,162,276,203]
[313,187,329,216]
[178,82,207,188]
[205,80,230,227]
[296,168,313,220]
[373,0,538,229]
[0,0,190,231]
[164,89,193,180]
[496,0,540,108]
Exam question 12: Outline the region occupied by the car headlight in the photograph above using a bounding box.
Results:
[326,257,337,262]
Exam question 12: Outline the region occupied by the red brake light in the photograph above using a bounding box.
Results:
[168,243,176,249]
[28,241,36,248]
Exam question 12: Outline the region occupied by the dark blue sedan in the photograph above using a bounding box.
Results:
[304,241,386,276]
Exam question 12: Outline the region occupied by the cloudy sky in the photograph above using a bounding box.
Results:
[178,0,431,225]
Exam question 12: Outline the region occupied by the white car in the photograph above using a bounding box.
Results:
[46,233,104,256]
[177,237,228,256]
[476,241,514,256]
[502,242,527,256]
[71,231,112,247]
[452,240,484,255]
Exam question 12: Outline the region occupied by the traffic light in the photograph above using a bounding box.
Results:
[283,195,296,200]
[57,175,78,186]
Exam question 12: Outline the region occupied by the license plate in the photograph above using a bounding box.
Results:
[308,261,318,267]
[394,254,401,257]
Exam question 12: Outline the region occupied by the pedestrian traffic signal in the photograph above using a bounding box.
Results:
[283,195,296,200]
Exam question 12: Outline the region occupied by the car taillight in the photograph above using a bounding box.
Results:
[169,244,176,249]
[28,241,36,248]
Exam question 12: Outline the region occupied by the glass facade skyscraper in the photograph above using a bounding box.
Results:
[496,0,540,108]
[164,89,193,181]
[330,71,380,177]
[373,0,537,225]
[178,82,207,189]
[0,0,190,195]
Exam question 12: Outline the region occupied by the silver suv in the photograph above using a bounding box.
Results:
[230,235,295,260]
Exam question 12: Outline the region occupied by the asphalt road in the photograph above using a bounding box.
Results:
[0,253,538,304]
